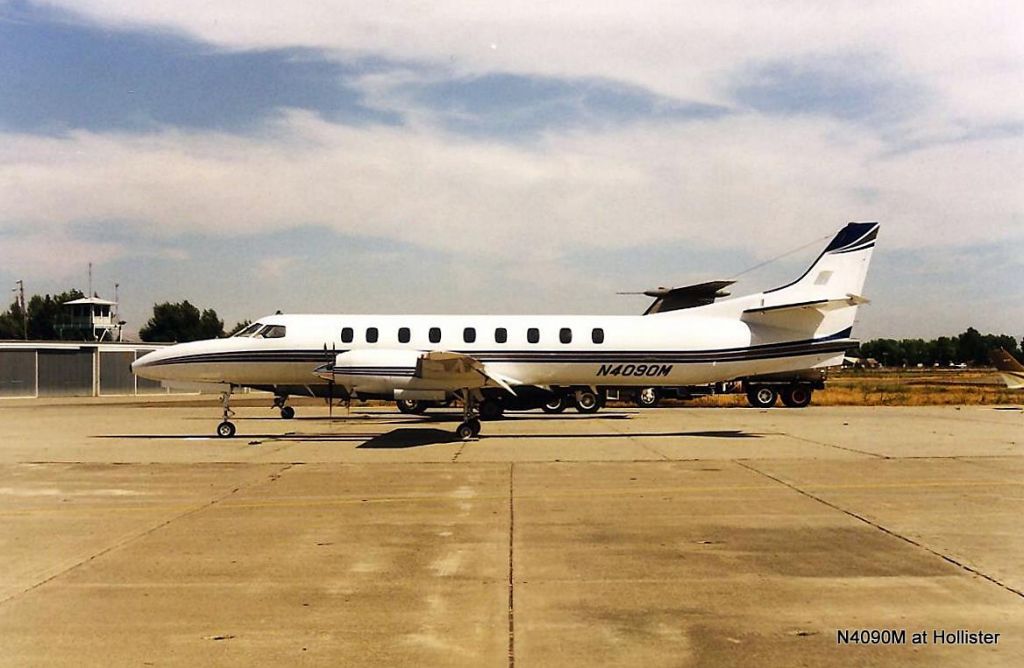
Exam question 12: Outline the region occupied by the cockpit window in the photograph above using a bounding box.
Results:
[255,325,287,339]
[233,322,264,337]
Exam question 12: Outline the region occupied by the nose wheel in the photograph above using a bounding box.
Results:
[216,387,236,438]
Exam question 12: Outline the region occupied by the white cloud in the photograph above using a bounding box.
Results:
[33,1,1024,128]
[1,110,1020,265]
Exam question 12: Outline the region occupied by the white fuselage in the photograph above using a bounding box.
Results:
[132,221,879,397]
[131,310,852,396]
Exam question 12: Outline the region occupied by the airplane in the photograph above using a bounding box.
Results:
[989,348,1024,389]
[132,221,879,440]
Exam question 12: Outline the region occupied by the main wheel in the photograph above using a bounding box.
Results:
[746,386,778,408]
[280,405,295,419]
[781,385,813,408]
[575,390,602,414]
[397,399,428,415]
[457,421,478,440]
[636,387,660,408]
[479,400,503,421]
[217,421,236,438]
[541,396,568,413]
[468,418,481,436]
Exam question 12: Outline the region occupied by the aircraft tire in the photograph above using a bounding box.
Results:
[397,399,428,415]
[746,386,778,408]
[217,421,236,438]
[280,406,295,419]
[636,387,660,408]
[542,396,568,413]
[575,390,602,414]
[781,385,813,408]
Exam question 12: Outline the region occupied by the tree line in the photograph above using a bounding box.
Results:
[1,292,1021,363]
[854,328,1021,367]
[0,294,247,342]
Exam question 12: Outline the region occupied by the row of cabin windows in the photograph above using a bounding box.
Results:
[340,326,605,345]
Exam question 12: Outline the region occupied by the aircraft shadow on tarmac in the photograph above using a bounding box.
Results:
[356,427,762,449]
[96,424,760,446]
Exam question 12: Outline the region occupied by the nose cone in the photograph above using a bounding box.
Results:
[131,350,164,380]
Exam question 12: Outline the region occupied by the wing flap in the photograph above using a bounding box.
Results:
[416,351,521,394]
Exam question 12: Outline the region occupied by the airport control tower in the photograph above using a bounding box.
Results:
[58,296,123,341]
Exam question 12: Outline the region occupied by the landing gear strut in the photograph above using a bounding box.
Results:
[456,389,482,440]
[217,386,236,437]
[273,394,295,419]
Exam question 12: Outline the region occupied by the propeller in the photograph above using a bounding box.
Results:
[323,343,336,421]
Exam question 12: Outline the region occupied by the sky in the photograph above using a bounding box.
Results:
[0,0,1021,339]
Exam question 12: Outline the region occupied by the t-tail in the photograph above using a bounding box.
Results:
[739,222,879,342]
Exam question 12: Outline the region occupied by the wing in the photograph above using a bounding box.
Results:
[416,351,522,395]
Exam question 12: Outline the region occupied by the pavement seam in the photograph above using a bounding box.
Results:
[507,462,516,668]
[604,413,670,460]
[0,462,298,607]
[734,460,1024,600]
[780,433,886,459]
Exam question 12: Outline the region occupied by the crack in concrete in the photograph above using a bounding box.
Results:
[507,463,516,668]
[734,460,1024,600]
[0,463,297,607]
[780,433,886,458]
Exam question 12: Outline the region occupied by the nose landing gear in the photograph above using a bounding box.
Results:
[217,386,236,438]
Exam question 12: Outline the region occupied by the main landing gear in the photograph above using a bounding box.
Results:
[272,394,295,419]
[217,386,236,437]
[456,389,482,441]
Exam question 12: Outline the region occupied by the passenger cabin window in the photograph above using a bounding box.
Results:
[592,328,605,344]
[341,327,353,343]
[429,327,442,344]
[366,327,379,343]
[495,327,507,344]
[463,327,476,343]
[527,328,540,344]
[559,328,572,344]
[398,327,410,344]
[257,325,286,339]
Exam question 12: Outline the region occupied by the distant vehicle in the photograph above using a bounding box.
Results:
[133,222,879,439]
[989,348,1024,389]
[628,369,825,409]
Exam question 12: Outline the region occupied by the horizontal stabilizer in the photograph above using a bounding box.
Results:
[630,280,735,315]
[742,294,869,318]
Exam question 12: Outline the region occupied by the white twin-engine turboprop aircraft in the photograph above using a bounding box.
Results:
[132,222,879,440]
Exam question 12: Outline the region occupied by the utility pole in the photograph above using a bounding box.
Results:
[14,280,26,340]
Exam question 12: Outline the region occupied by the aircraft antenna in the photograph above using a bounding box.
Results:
[729,233,831,280]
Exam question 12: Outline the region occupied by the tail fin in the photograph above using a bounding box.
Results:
[765,222,878,300]
[744,222,879,338]
[990,347,1024,389]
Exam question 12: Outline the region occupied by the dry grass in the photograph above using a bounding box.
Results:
[682,368,1021,407]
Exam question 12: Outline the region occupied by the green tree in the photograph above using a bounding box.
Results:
[139,301,225,342]
[28,290,86,339]
[227,319,252,336]
[0,301,24,339]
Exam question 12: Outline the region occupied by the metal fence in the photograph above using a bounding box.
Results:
[0,342,175,398]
